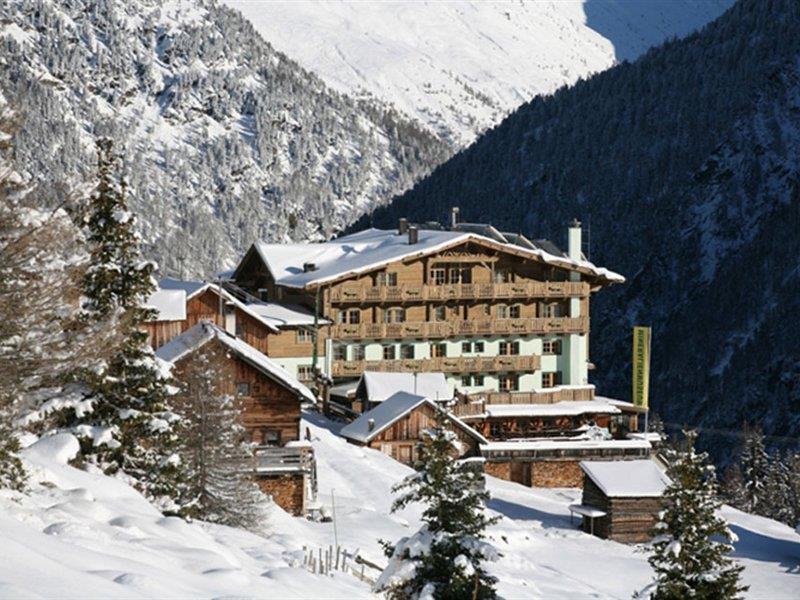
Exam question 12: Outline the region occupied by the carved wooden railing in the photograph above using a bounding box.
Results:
[329,281,589,304]
[331,354,541,378]
[329,316,588,340]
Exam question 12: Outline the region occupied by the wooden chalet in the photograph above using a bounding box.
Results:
[339,392,487,465]
[155,321,317,515]
[571,460,669,543]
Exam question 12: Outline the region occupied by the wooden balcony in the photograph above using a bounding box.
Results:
[329,316,588,340]
[254,444,314,475]
[329,281,589,304]
[484,386,595,404]
[331,354,541,378]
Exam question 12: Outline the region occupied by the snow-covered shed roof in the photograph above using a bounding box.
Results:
[241,227,624,290]
[357,371,451,403]
[481,439,651,452]
[483,400,621,419]
[156,279,280,333]
[580,460,670,498]
[144,289,186,321]
[244,301,330,328]
[340,392,486,444]
[155,322,315,403]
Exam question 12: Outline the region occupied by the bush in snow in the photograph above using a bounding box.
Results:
[171,341,269,529]
[638,430,746,600]
[56,139,189,511]
[376,411,499,600]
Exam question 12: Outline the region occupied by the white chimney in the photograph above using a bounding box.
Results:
[367,418,375,432]
[568,219,582,262]
[451,206,460,229]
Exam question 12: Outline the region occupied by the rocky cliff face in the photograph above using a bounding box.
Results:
[0,0,448,277]
[361,0,800,459]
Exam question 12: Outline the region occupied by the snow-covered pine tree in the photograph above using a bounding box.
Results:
[739,425,770,514]
[719,463,747,511]
[376,411,499,600]
[61,138,188,511]
[0,101,114,489]
[786,452,800,528]
[761,453,795,526]
[172,339,268,529]
[639,430,747,600]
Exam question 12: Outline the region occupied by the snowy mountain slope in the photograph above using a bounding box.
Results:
[0,0,448,277]
[224,0,734,146]
[3,415,797,598]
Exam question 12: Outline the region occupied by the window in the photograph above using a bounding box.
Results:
[352,345,366,361]
[542,371,562,388]
[543,339,562,355]
[297,329,313,343]
[382,344,396,360]
[499,374,519,392]
[433,306,447,322]
[430,268,446,285]
[449,267,472,284]
[337,309,360,324]
[236,382,251,396]
[509,304,521,319]
[461,341,472,353]
[377,271,398,286]
[384,307,406,323]
[400,344,415,359]
[430,343,447,358]
[494,269,512,283]
[261,429,281,446]
[473,374,485,386]
[333,344,346,361]
[297,365,314,381]
[235,323,244,337]
[542,302,564,318]
[490,422,502,438]
[497,304,509,319]
[461,375,472,387]
[499,341,520,355]
[474,341,485,353]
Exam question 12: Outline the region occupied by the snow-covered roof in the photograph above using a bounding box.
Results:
[600,396,649,413]
[144,289,186,321]
[155,322,315,403]
[483,400,621,418]
[580,460,670,498]
[340,392,486,444]
[245,227,624,289]
[244,301,330,327]
[357,371,451,403]
[156,279,280,333]
[480,439,651,452]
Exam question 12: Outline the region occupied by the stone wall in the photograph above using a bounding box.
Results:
[484,461,511,480]
[531,460,583,487]
[257,473,305,516]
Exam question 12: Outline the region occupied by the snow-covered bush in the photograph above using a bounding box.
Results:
[376,412,499,599]
[638,430,746,600]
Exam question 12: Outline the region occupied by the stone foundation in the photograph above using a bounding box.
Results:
[257,473,305,516]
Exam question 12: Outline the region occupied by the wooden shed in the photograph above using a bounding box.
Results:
[572,459,669,543]
[339,392,486,465]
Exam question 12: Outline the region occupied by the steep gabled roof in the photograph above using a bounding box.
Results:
[144,289,186,321]
[156,279,280,333]
[155,321,315,403]
[340,391,487,444]
[237,227,623,290]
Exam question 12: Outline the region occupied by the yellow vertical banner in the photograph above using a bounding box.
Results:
[632,326,651,409]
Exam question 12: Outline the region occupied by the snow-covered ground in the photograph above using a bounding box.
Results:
[1,414,797,598]
[224,0,734,146]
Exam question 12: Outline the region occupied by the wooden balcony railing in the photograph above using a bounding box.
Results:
[329,316,588,340]
[329,281,589,304]
[450,386,596,418]
[253,444,314,475]
[331,354,541,378]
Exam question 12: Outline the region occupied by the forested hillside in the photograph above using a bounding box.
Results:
[0,0,448,276]
[359,0,800,460]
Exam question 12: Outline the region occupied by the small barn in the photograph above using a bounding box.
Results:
[155,321,317,515]
[339,392,486,465]
[571,459,670,543]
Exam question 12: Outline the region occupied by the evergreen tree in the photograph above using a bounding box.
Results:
[719,463,747,511]
[172,336,268,529]
[639,430,747,600]
[739,425,770,514]
[762,454,794,525]
[62,138,188,511]
[376,412,499,600]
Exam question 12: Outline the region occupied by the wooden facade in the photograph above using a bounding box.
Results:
[580,475,662,543]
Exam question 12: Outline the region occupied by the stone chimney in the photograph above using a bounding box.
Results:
[568,219,582,261]
[398,217,409,235]
[408,226,419,245]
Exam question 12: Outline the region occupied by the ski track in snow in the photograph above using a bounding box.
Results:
[2,415,797,598]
